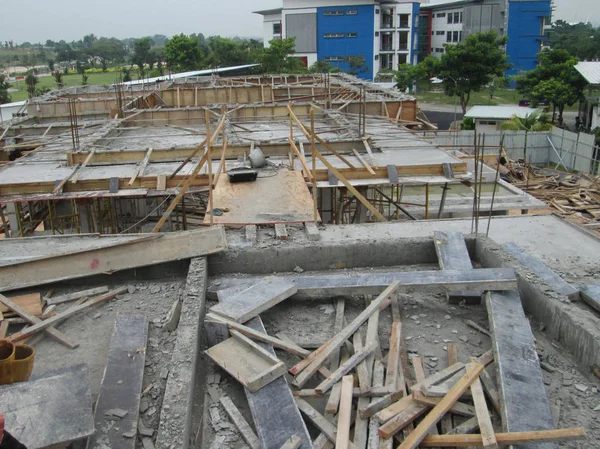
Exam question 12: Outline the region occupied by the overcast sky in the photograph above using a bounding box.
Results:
[0,0,598,44]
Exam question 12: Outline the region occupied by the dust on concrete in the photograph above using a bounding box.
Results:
[30,277,185,449]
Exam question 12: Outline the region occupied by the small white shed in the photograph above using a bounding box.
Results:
[465,105,539,134]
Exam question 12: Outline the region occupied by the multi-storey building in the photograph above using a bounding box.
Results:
[419,0,552,76]
[255,0,551,80]
[254,0,424,80]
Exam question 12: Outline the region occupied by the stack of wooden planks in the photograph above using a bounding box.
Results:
[206,281,585,449]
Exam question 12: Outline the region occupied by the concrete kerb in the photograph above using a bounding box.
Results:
[156,257,208,449]
[474,236,600,373]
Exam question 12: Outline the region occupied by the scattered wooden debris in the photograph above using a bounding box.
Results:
[220,396,261,449]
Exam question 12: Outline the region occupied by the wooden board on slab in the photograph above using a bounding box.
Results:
[206,333,286,392]
[210,277,298,323]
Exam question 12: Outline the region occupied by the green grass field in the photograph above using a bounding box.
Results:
[6,72,136,102]
[413,83,520,107]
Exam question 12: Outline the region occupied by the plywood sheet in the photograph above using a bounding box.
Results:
[206,169,317,225]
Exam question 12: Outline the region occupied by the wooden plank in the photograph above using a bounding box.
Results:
[503,242,580,301]
[434,231,481,304]
[71,150,95,184]
[0,319,8,339]
[396,362,485,449]
[479,366,501,417]
[471,377,498,448]
[411,391,475,417]
[295,398,357,449]
[353,332,371,394]
[447,343,458,365]
[210,277,297,323]
[129,148,153,186]
[1,363,94,448]
[367,361,386,449]
[0,293,43,316]
[289,138,312,180]
[280,436,302,449]
[418,428,585,447]
[314,341,376,394]
[352,148,376,175]
[45,286,109,306]
[156,174,167,191]
[410,362,465,393]
[0,227,227,292]
[86,315,148,449]
[7,287,128,342]
[209,268,517,300]
[293,282,400,388]
[359,389,405,419]
[206,335,286,392]
[336,375,355,449]
[385,322,402,391]
[0,294,78,349]
[220,396,261,449]
[239,317,314,449]
[412,355,426,382]
[378,400,428,438]
[485,291,558,448]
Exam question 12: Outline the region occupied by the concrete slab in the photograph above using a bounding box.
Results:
[0,363,94,448]
[315,215,600,284]
[503,242,580,301]
[486,291,557,449]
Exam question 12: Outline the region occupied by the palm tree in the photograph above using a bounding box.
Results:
[501,111,553,161]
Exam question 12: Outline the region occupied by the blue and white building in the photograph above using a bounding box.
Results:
[256,0,552,80]
[255,0,424,80]
[419,0,552,76]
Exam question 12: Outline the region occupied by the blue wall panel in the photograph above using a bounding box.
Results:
[506,0,552,77]
[317,4,375,79]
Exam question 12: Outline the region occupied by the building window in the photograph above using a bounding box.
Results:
[436,31,445,35]
[459,31,463,41]
[375,31,380,37]
[453,31,459,42]
[273,23,281,35]
[324,10,344,16]
[324,33,344,38]
[460,12,463,23]
[398,14,410,28]
[380,53,394,70]
[437,13,446,18]
[398,53,408,64]
[347,9,358,15]
[447,31,452,42]
[398,31,409,50]
[347,32,358,38]
[435,48,444,53]
[324,56,345,61]
[479,120,497,125]
[375,9,380,14]
[454,12,460,23]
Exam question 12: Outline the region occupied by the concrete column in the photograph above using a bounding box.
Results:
[321,188,333,223]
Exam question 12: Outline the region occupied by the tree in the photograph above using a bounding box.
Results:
[81,73,89,85]
[205,37,249,67]
[434,31,510,113]
[515,49,586,125]
[83,34,97,49]
[53,71,64,89]
[347,56,369,76]
[164,34,202,72]
[394,63,428,92]
[501,111,552,161]
[47,59,55,71]
[260,38,302,73]
[25,72,39,98]
[132,37,153,69]
[122,67,132,82]
[549,20,600,61]
[309,61,340,73]
[0,75,12,104]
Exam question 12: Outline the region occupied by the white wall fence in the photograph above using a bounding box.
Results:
[418,127,600,174]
